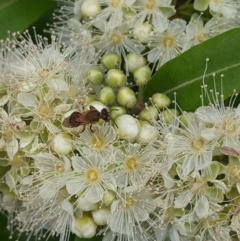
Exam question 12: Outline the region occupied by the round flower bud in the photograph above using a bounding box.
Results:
[85,96,96,105]
[137,121,159,145]
[81,0,101,19]
[133,22,152,43]
[117,87,137,108]
[98,86,115,105]
[139,106,158,122]
[125,54,146,73]
[152,93,171,109]
[74,215,97,238]
[162,109,179,124]
[133,66,151,86]
[106,69,127,88]
[87,66,104,85]
[101,53,121,69]
[179,112,196,128]
[92,207,111,225]
[51,133,73,155]
[88,101,108,112]
[102,190,116,207]
[77,196,99,211]
[110,106,126,120]
[115,114,141,141]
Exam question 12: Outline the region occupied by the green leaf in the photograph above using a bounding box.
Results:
[0,0,56,40]
[144,28,240,112]
[0,165,11,178]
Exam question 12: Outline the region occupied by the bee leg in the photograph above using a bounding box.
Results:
[90,124,94,133]
[81,125,86,133]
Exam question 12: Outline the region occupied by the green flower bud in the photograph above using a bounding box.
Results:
[110,106,126,120]
[125,54,146,73]
[101,53,121,69]
[152,93,171,109]
[193,0,208,11]
[137,121,159,145]
[98,86,115,105]
[106,69,127,88]
[133,66,151,86]
[87,66,104,85]
[74,214,97,238]
[85,96,96,105]
[92,207,111,225]
[133,22,152,43]
[81,0,101,19]
[139,106,158,122]
[115,114,141,141]
[102,190,115,207]
[162,109,179,124]
[179,112,196,128]
[51,133,73,155]
[117,87,137,108]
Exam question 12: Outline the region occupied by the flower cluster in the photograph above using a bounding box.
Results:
[1,1,240,241]
[51,0,239,69]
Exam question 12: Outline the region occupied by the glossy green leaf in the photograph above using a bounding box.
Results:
[144,28,240,112]
[0,0,56,39]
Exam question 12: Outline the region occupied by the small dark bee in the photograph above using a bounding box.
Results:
[63,105,118,132]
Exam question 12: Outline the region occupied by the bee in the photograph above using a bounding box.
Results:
[63,105,118,132]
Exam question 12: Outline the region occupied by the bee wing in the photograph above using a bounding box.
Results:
[63,112,90,128]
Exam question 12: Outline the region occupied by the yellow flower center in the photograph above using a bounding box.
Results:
[162,36,175,49]
[110,0,122,8]
[191,137,205,151]
[85,168,100,184]
[197,33,206,43]
[35,104,52,121]
[145,0,156,10]
[221,119,237,136]
[55,164,65,175]
[110,32,122,46]
[3,127,14,142]
[227,164,240,183]
[211,0,220,4]
[124,157,138,172]
[122,196,136,209]
[91,135,105,150]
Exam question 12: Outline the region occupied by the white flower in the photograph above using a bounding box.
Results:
[147,19,187,69]
[196,104,240,149]
[108,186,158,236]
[92,21,145,59]
[133,0,175,32]
[74,124,118,156]
[88,0,136,29]
[16,194,74,241]
[183,13,235,51]
[66,153,117,203]
[0,108,25,160]
[20,152,71,201]
[166,113,217,176]
[114,142,157,187]
[194,0,240,18]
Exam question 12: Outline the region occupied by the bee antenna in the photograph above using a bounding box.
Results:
[109,115,118,128]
